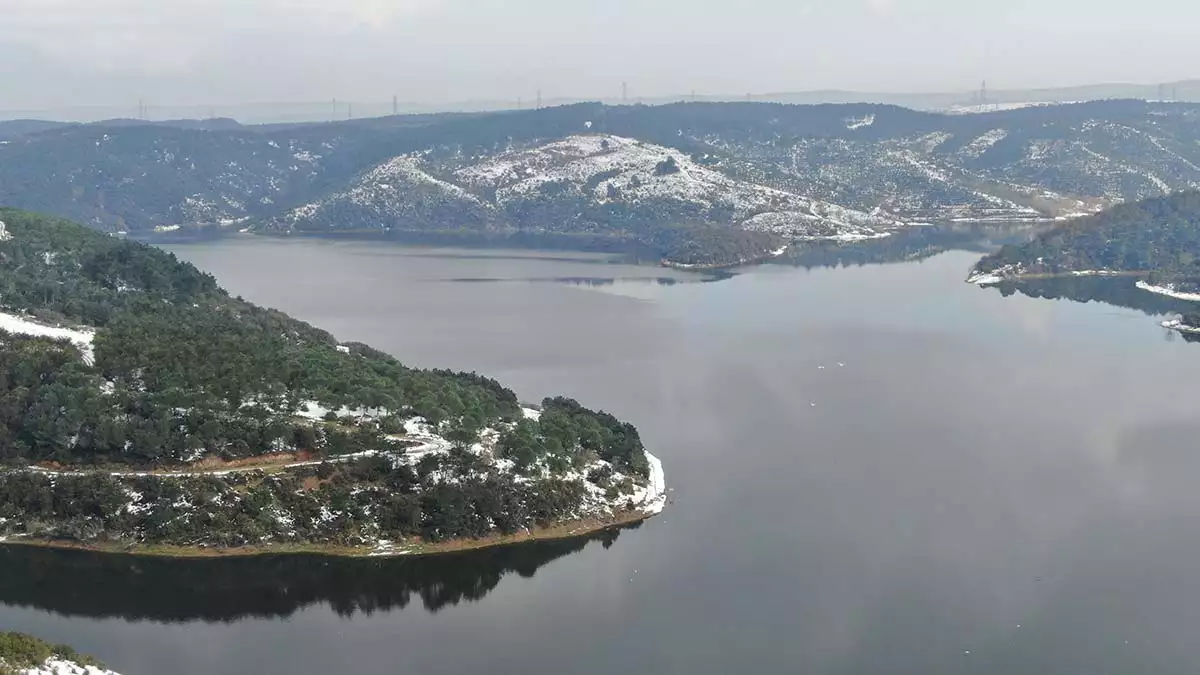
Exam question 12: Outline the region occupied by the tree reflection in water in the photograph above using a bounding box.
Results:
[0,525,635,623]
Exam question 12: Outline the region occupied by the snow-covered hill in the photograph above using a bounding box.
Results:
[453,134,899,236]
[277,134,906,263]
[279,155,501,232]
[4,99,1200,265]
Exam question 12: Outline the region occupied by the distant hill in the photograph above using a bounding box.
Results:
[0,119,71,140]
[3,99,1200,265]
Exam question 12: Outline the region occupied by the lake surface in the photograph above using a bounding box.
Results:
[6,236,1200,674]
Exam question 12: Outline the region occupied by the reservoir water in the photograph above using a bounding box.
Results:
[5,236,1200,674]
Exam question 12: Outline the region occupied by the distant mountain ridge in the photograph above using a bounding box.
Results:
[3,100,1200,265]
[6,79,1200,123]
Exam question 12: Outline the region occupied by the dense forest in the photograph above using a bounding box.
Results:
[0,208,523,466]
[974,191,1200,290]
[0,209,655,550]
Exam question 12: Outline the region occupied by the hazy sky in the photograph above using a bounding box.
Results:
[2,0,1198,111]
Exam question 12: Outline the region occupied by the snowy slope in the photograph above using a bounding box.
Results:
[17,658,121,675]
[275,133,909,259]
[279,156,500,231]
[453,134,902,237]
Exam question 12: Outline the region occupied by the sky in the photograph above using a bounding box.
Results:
[1,0,1198,114]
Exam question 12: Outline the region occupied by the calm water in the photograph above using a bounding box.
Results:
[6,237,1200,674]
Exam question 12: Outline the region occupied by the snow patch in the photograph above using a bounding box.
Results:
[17,658,121,675]
[1162,317,1200,334]
[457,134,899,238]
[0,311,95,364]
[0,219,11,242]
[845,114,875,131]
[633,451,667,516]
[1137,280,1200,302]
[960,129,1008,158]
[967,272,1005,286]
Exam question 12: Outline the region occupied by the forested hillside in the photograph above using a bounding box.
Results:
[3,100,1200,265]
[971,191,1200,290]
[0,209,663,552]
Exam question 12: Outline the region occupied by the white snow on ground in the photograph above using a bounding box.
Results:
[1147,172,1171,194]
[945,101,1070,115]
[1069,270,1125,277]
[0,311,95,364]
[845,114,875,130]
[966,271,1005,286]
[455,134,900,238]
[403,417,435,436]
[1162,318,1200,335]
[1054,212,1095,221]
[521,406,542,421]
[966,262,1030,286]
[914,132,953,153]
[294,402,389,423]
[17,659,121,675]
[960,129,1009,158]
[632,451,667,516]
[1080,144,1173,195]
[285,155,492,223]
[367,539,413,557]
[1136,280,1200,302]
[0,219,11,242]
[897,152,952,183]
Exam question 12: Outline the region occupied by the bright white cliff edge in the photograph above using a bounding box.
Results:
[16,659,120,675]
[1137,280,1200,302]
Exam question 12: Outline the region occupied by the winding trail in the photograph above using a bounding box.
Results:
[20,432,454,479]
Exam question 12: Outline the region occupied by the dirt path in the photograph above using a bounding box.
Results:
[21,433,454,478]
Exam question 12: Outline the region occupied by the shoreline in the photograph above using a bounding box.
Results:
[1136,280,1200,302]
[0,507,658,560]
[1161,318,1200,335]
[967,269,1144,286]
[0,450,668,561]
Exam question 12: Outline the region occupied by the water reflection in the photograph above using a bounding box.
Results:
[442,275,729,287]
[777,222,1045,271]
[991,276,1196,319]
[0,526,633,623]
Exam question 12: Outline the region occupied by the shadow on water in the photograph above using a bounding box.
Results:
[0,525,636,623]
[993,276,1198,318]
